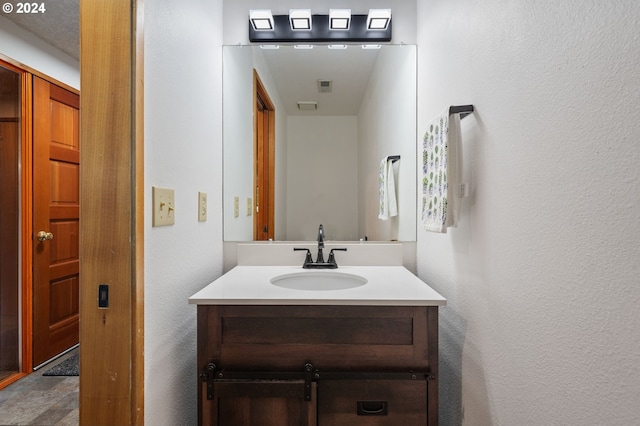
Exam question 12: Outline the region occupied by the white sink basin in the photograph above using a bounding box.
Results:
[270,271,368,291]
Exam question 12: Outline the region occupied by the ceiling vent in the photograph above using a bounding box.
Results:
[297,101,318,110]
[317,80,333,93]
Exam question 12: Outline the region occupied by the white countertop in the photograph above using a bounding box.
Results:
[188,266,446,306]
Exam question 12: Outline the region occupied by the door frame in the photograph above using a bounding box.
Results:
[253,69,275,240]
[79,0,144,424]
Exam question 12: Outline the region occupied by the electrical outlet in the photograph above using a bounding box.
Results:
[246,198,253,216]
[152,186,175,226]
[234,196,239,218]
[198,192,207,222]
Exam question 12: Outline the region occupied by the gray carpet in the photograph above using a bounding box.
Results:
[42,353,79,376]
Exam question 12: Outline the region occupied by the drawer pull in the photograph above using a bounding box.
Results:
[357,400,388,416]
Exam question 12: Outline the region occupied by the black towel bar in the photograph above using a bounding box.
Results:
[449,104,474,119]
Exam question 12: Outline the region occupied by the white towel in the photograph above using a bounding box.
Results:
[378,157,398,220]
[421,109,462,233]
[387,159,398,218]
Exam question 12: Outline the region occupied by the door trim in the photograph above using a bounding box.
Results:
[20,69,33,382]
[253,69,275,240]
[79,0,144,424]
[0,53,79,95]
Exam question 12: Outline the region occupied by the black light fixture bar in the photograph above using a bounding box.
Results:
[249,14,392,43]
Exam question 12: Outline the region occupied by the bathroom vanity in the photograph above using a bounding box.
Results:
[190,261,446,426]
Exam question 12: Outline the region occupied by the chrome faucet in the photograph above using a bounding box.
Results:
[294,224,346,269]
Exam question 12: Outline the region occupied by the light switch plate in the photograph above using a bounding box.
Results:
[246,198,253,216]
[198,192,207,222]
[233,196,239,218]
[152,186,175,226]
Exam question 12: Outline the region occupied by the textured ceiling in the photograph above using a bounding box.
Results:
[3,0,79,60]
[258,45,380,116]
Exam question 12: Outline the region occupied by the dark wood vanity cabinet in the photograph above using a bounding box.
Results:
[197,305,439,426]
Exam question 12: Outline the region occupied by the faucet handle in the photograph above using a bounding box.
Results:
[327,248,347,265]
[294,248,313,266]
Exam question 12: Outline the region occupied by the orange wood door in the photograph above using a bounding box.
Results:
[32,77,80,367]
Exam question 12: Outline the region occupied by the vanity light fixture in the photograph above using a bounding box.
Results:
[366,9,392,30]
[249,9,275,31]
[329,9,351,30]
[289,9,312,30]
[248,10,391,43]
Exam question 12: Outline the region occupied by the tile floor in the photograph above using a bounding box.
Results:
[0,349,78,425]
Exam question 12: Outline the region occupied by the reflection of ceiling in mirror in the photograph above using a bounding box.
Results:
[257,46,381,116]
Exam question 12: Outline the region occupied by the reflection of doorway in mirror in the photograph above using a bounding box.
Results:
[253,70,275,240]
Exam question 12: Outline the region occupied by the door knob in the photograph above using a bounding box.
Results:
[36,231,54,242]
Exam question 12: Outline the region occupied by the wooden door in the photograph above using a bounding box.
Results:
[32,76,80,367]
[253,70,275,240]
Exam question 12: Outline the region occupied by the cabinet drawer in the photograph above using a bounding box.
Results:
[318,379,427,425]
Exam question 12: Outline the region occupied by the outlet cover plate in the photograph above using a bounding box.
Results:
[198,192,207,222]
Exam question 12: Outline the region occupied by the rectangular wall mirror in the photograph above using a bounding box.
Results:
[223,44,417,242]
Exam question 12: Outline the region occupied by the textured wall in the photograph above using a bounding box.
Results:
[358,45,417,241]
[0,15,79,88]
[144,0,224,424]
[286,116,359,241]
[416,1,640,424]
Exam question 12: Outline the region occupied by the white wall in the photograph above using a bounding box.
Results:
[416,1,640,425]
[286,116,359,241]
[358,45,416,241]
[0,15,79,89]
[144,0,223,424]
[222,47,287,241]
[222,46,254,241]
